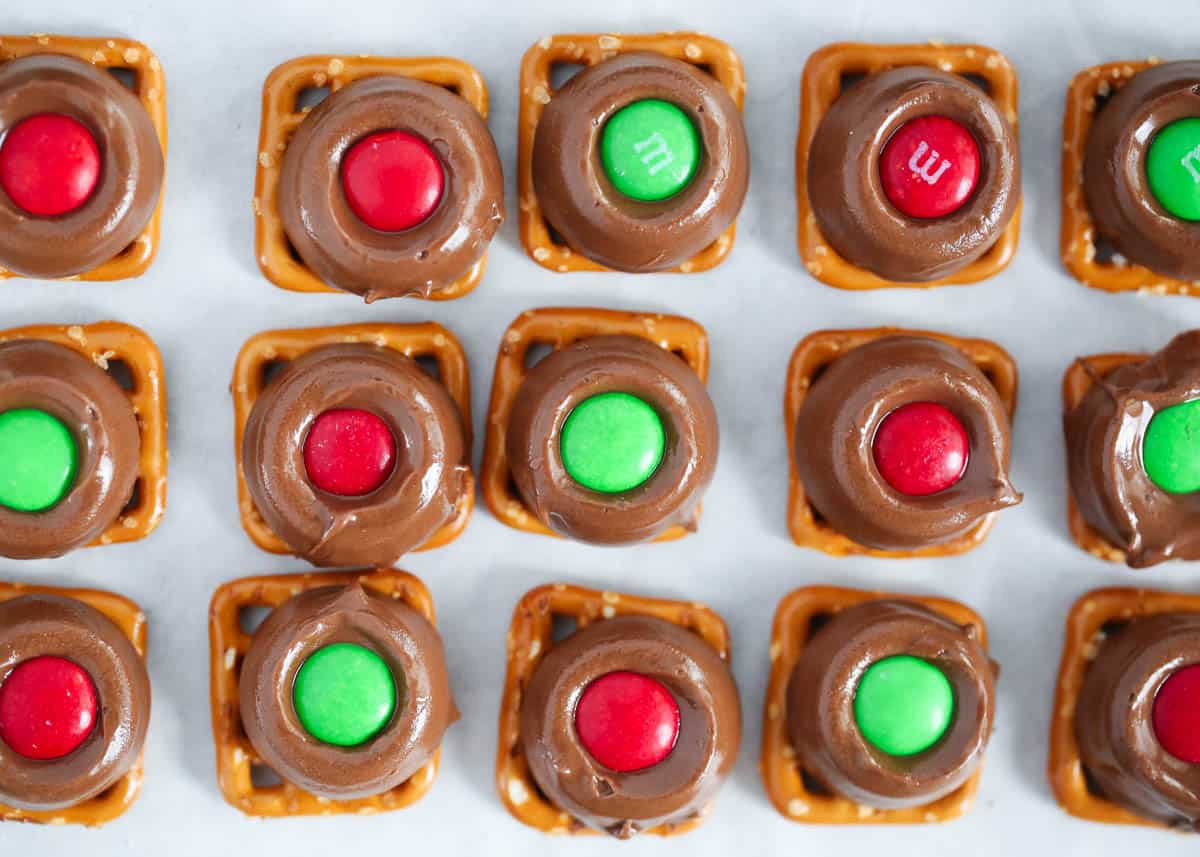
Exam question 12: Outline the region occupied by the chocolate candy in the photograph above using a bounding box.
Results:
[792,334,1020,552]
[505,334,718,545]
[1064,331,1200,567]
[807,66,1019,282]
[0,53,163,279]
[1075,611,1200,828]
[239,583,457,801]
[531,51,749,272]
[1083,61,1200,282]
[0,594,150,813]
[786,599,995,810]
[241,342,469,566]
[519,614,740,838]
[275,72,503,301]
[0,340,140,559]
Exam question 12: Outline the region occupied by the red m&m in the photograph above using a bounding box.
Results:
[1153,664,1200,764]
[879,115,980,219]
[574,671,680,773]
[873,401,969,496]
[341,130,444,232]
[0,656,98,760]
[0,113,101,217]
[303,408,397,497]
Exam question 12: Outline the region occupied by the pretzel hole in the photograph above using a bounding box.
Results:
[285,238,305,265]
[544,221,569,249]
[506,472,523,503]
[523,341,555,370]
[806,611,834,643]
[414,354,441,382]
[238,605,273,636]
[91,783,120,803]
[1093,87,1116,116]
[960,73,992,95]
[251,763,285,789]
[550,613,578,643]
[115,240,139,260]
[690,63,716,80]
[799,767,834,797]
[259,358,290,390]
[107,67,139,92]
[105,358,137,393]
[839,72,868,96]
[550,63,585,91]
[1092,233,1123,267]
[1081,763,1107,799]
[120,479,143,517]
[295,86,330,113]
[437,81,462,96]
[669,348,689,366]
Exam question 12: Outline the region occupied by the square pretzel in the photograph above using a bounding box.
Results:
[0,322,167,547]
[761,585,988,824]
[254,54,490,300]
[496,582,731,836]
[481,307,708,542]
[1048,586,1198,828]
[231,322,473,556]
[209,567,440,818]
[0,580,147,826]
[1061,352,1145,563]
[797,42,1021,290]
[518,32,745,274]
[785,327,1018,557]
[1060,59,1199,295]
[0,35,166,282]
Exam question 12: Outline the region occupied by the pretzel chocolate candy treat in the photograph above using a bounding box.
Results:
[210,569,454,817]
[786,328,1020,557]
[520,33,748,274]
[0,582,150,826]
[1064,330,1200,567]
[256,55,503,301]
[0,323,167,559]
[0,36,166,280]
[497,584,740,838]
[234,324,473,566]
[797,42,1020,289]
[1063,59,1200,295]
[483,308,717,545]
[762,586,994,824]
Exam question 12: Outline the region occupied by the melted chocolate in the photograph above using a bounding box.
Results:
[506,335,718,544]
[0,54,163,279]
[1084,62,1200,281]
[519,615,740,838]
[1076,613,1200,829]
[807,67,1019,282]
[1065,331,1200,567]
[793,335,1020,550]
[278,76,504,301]
[533,52,749,272]
[0,594,150,811]
[242,343,469,566]
[0,340,140,559]
[786,600,995,808]
[239,583,457,800]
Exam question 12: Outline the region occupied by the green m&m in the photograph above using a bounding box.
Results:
[600,99,700,202]
[0,408,77,512]
[293,643,396,747]
[1146,117,1200,221]
[560,392,666,494]
[853,655,954,757]
[1143,399,1200,494]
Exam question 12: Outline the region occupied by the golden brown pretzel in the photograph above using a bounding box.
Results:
[481,307,708,542]
[231,322,473,556]
[518,32,743,274]
[496,582,730,836]
[761,585,987,824]
[0,322,167,547]
[1059,59,1200,296]
[797,42,1020,290]
[208,567,440,817]
[0,35,166,281]
[1047,587,1199,828]
[0,580,147,826]
[785,327,1017,557]
[254,54,490,300]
